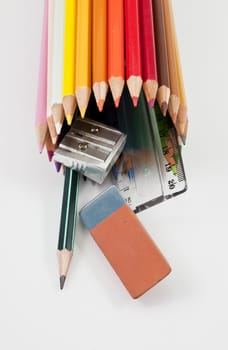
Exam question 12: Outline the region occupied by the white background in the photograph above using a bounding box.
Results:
[0,1,227,349]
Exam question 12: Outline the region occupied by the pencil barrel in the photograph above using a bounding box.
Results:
[58,168,80,251]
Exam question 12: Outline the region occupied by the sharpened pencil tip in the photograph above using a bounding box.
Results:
[39,143,44,154]
[52,136,58,145]
[80,108,86,119]
[112,166,119,181]
[55,122,62,135]
[66,114,73,126]
[55,161,62,173]
[148,99,155,108]
[128,167,135,180]
[132,96,139,107]
[47,151,54,162]
[114,97,121,108]
[98,99,105,112]
[181,135,186,145]
[60,275,66,290]
[161,102,168,116]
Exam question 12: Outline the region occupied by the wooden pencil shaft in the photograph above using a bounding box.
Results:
[139,0,157,82]
[171,1,187,106]
[47,115,57,144]
[124,0,142,79]
[92,0,107,84]
[108,0,124,78]
[152,0,170,88]
[35,0,49,151]
[62,0,77,97]
[35,0,48,127]
[58,168,79,251]
[75,0,92,106]
[50,0,64,106]
[92,0,108,110]
[76,0,91,80]
[169,0,188,137]
[163,0,179,96]
[47,0,54,117]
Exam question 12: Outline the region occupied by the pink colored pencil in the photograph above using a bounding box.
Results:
[124,0,142,107]
[139,0,158,107]
[35,0,48,153]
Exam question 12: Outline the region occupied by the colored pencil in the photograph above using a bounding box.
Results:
[57,168,80,289]
[163,0,180,124]
[108,0,125,107]
[139,0,158,108]
[46,0,54,120]
[124,0,142,107]
[169,0,188,143]
[47,115,58,144]
[62,0,77,125]
[92,0,108,112]
[152,0,170,116]
[46,0,57,144]
[75,0,92,118]
[35,0,48,153]
[45,129,55,162]
[50,0,65,135]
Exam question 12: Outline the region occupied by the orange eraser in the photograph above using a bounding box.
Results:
[80,186,171,298]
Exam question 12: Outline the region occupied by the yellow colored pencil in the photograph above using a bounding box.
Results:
[75,0,92,118]
[62,0,77,125]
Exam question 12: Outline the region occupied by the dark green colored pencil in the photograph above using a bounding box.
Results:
[57,167,80,289]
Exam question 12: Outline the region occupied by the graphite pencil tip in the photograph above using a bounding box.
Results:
[39,143,44,154]
[181,135,186,145]
[60,275,66,290]
[161,102,168,116]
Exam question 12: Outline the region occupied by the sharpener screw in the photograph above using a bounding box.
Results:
[90,127,100,133]
[78,142,88,150]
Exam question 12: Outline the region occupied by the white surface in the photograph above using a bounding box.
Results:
[0,1,227,349]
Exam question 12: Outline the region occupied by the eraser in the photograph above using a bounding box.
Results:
[80,186,171,298]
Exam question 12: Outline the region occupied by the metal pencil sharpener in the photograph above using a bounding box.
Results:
[53,118,127,184]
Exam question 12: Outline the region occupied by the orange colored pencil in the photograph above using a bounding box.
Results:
[92,0,108,112]
[108,0,124,107]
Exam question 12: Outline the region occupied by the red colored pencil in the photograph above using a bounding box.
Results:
[124,0,142,107]
[139,0,158,108]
